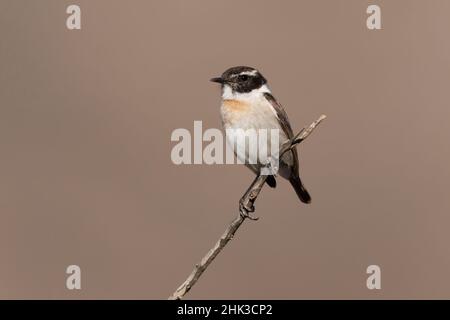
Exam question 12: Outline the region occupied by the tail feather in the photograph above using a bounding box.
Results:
[289,175,311,204]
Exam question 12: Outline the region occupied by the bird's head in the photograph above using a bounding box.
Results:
[211,66,268,97]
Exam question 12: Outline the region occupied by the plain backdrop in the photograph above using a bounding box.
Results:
[1,0,450,299]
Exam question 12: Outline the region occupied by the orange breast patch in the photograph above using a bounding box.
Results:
[223,99,250,112]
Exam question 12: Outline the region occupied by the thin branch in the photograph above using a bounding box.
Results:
[168,114,327,300]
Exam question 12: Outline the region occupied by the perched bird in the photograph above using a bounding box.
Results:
[211,66,311,204]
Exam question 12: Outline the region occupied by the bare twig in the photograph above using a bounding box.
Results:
[168,114,327,300]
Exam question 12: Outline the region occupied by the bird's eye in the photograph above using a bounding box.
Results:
[238,74,249,82]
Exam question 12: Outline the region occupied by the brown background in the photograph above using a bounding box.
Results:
[1,0,449,299]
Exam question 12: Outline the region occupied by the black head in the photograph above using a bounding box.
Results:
[210,66,267,93]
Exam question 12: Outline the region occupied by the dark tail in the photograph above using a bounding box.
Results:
[289,175,311,204]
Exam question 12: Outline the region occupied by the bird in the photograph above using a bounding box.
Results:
[211,66,311,204]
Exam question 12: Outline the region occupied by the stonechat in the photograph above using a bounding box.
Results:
[211,66,311,204]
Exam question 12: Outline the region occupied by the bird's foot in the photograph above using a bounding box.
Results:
[239,199,259,221]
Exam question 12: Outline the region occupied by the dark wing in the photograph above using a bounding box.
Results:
[263,93,311,203]
[263,92,299,174]
[263,92,294,139]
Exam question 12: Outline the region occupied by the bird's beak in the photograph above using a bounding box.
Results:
[210,77,225,84]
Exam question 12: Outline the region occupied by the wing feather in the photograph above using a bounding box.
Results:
[263,92,294,138]
[263,92,299,175]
